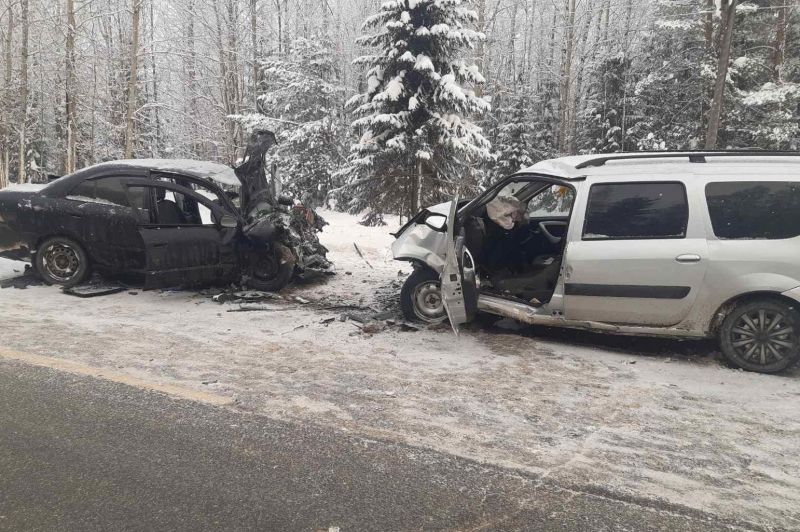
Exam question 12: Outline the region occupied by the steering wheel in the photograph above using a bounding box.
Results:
[538,221,568,245]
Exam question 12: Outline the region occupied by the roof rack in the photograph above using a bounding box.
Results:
[574,151,800,169]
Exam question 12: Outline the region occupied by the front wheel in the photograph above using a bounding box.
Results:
[35,236,90,287]
[719,299,800,373]
[246,242,296,292]
[400,267,448,324]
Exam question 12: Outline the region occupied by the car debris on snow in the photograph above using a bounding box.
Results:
[63,283,128,298]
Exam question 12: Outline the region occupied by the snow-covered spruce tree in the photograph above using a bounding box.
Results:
[624,1,711,151]
[483,91,554,185]
[234,38,348,206]
[581,54,632,154]
[723,4,800,150]
[339,0,490,224]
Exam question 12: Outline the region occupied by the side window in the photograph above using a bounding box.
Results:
[706,181,800,240]
[583,182,688,240]
[67,180,96,201]
[127,186,154,223]
[151,186,216,226]
[527,185,574,218]
[154,174,225,207]
[94,177,131,207]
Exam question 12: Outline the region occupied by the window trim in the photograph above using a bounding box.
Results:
[581,180,689,241]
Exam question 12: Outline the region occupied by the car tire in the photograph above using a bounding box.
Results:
[719,298,800,374]
[246,242,295,292]
[35,236,91,287]
[400,267,448,324]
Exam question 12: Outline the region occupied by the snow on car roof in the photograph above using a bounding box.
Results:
[519,152,800,180]
[89,159,241,187]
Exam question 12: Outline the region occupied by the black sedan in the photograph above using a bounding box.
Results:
[0,156,329,290]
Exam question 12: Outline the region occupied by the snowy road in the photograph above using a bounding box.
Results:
[1,210,799,530]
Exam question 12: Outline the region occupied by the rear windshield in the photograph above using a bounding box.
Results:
[705,181,800,240]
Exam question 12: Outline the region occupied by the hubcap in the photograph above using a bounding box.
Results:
[42,243,80,282]
[412,281,445,322]
[731,308,797,366]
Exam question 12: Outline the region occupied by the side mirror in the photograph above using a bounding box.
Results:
[424,213,447,231]
[278,195,294,206]
[219,214,238,228]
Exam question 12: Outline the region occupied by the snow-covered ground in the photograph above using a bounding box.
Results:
[1,209,799,530]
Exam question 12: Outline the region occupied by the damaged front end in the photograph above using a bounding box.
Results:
[234,129,332,289]
[243,204,332,272]
[391,202,451,273]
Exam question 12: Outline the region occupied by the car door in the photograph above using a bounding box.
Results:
[63,174,147,273]
[562,177,709,326]
[126,180,239,289]
[440,196,479,334]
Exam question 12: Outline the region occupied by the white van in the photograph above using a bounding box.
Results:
[392,152,800,374]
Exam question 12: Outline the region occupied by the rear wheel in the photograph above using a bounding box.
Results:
[35,236,90,287]
[246,243,295,292]
[719,299,800,374]
[400,267,447,324]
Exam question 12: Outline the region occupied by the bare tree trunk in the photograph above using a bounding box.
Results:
[17,0,29,183]
[150,0,160,156]
[770,0,787,82]
[558,0,576,153]
[1,5,13,188]
[705,0,738,150]
[251,0,259,108]
[474,0,486,96]
[214,0,242,164]
[226,0,242,155]
[569,0,599,155]
[410,161,421,218]
[65,0,77,174]
[704,0,714,49]
[620,0,634,151]
[186,0,199,156]
[124,0,142,159]
[90,50,97,164]
[275,0,283,54]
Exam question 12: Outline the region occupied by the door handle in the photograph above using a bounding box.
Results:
[675,254,701,263]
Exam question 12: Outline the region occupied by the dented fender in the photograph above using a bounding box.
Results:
[243,218,278,243]
[391,202,451,274]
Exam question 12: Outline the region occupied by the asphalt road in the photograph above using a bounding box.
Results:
[0,360,758,532]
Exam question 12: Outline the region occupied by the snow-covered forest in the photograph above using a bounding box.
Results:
[0,0,797,220]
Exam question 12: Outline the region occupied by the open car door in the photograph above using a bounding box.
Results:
[440,196,479,335]
[129,181,239,290]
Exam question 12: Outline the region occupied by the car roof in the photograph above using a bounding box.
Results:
[519,151,800,180]
[85,159,241,186]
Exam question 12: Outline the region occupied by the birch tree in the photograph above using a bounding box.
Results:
[124,0,142,158]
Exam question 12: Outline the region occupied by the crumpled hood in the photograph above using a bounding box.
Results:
[391,201,452,273]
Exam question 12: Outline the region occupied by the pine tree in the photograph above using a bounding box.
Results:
[484,92,552,184]
[724,3,799,149]
[581,54,631,153]
[624,1,711,150]
[339,0,490,224]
